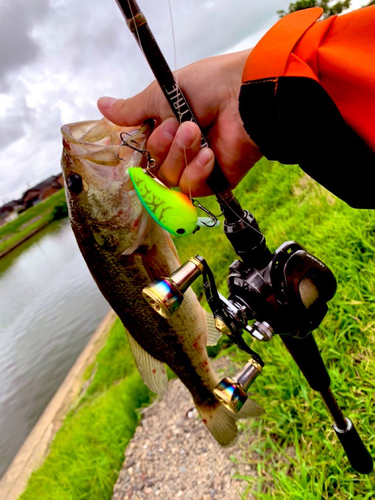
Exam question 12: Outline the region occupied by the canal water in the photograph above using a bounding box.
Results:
[0,219,110,477]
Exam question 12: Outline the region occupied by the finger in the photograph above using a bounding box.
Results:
[97,81,174,126]
[179,147,215,197]
[146,118,179,170]
[157,121,202,187]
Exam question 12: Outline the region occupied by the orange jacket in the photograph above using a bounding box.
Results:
[239,7,375,208]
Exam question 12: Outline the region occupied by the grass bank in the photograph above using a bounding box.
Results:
[0,190,68,258]
[19,318,153,500]
[178,159,375,499]
[18,159,375,499]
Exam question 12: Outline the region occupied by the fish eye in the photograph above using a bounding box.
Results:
[67,173,83,194]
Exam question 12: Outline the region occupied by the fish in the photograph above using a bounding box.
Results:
[60,118,264,446]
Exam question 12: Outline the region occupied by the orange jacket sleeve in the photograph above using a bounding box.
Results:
[239,7,375,208]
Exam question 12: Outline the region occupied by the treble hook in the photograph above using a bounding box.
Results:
[119,132,157,172]
[192,199,223,227]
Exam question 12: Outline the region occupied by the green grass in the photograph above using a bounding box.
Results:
[174,159,375,499]
[0,190,68,256]
[19,319,153,500]
[18,159,375,499]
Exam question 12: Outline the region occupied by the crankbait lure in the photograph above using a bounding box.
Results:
[128,167,198,236]
[121,133,219,236]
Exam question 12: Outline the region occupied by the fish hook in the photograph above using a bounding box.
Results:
[119,132,157,174]
[192,200,223,227]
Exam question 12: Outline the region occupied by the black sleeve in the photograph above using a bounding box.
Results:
[239,76,375,209]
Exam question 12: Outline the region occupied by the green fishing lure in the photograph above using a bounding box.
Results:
[128,167,198,236]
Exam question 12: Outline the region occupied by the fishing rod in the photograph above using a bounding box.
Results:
[114,0,243,222]
[115,0,373,474]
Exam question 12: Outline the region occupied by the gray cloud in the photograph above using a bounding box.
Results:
[0,0,50,88]
[166,1,287,65]
[0,95,36,149]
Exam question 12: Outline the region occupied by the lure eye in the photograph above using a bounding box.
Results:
[67,173,83,194]
[176,228,186,235]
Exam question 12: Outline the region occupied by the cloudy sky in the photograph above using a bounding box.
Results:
[0,0,364,203]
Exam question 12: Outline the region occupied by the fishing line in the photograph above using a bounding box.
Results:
[125,0,193,200]
[167,0,192,202]
[164,2,260,235]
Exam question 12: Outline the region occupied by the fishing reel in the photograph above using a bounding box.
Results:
[119,0,373,474]
[143,210,337,413]
[142,194,373,477]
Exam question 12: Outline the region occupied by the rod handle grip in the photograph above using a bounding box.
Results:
[334,418,373,474]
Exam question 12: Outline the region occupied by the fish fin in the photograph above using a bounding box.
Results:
[196,397,265,447]
[195,402,239,447]
[204,310,222,346]
[125,330,168,396]
[122,211,150,256]
[235,398,265,420]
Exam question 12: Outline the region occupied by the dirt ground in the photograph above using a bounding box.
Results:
[112,358,262,500]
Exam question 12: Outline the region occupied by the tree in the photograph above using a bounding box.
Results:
[277,0,351,19]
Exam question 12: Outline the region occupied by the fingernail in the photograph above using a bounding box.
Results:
[197,148,213,167]
[162,118,179,141]
[177,122,196,148]
[98,96,117,109]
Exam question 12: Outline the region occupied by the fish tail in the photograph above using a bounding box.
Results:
[196,398,265,447]
[195,402,239,447]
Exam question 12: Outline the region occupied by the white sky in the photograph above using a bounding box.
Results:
[0,0,366,203]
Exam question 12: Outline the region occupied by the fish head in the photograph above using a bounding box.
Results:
[61,118,153,255]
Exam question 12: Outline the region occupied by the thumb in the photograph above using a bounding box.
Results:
[97,81,173,126]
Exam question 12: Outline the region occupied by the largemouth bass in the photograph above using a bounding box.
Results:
[61,118,263,446]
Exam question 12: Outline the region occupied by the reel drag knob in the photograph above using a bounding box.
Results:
[213,358,262,413]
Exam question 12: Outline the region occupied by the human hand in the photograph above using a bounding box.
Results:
[98,50,262,197]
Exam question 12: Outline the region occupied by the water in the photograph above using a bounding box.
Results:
[0,219,110,477]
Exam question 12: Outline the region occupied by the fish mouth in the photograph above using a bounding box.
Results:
[61,118,154,188]
[61,118,153,167]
